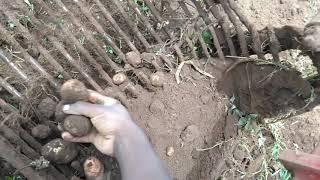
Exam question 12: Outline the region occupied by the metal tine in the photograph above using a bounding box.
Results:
[28,0,116,87]
[0,50,29,81]
[93,0,140,53]
[48,36,103,92]
[0,75,24,101]
[107,0,151,50]
[3,11,72,80]
[204,0,237,56]
[74,0,128,61]
[52,0,123,72]
[0,25,59,88]
[220,1,249,57]
[191,0,225,61]
[227,0,265,59]
[126,0,163,44]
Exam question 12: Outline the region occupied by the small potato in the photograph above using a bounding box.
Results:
[63,115,92,137]
[31,124,51,139]
[150,71,165,87]
[84,156,104,179]
[41,138,78,164]
[126,51,142,67]
[60,79,89,104]
[112,73,127,85]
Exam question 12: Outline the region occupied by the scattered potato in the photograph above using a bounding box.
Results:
[55,101,67,123]
[38,97,57,119]
[150,71,165,87]
[63,115,92,137]
[126,51,141,67]
[31,124,51,139]
[60,79,89,104]
[41,138,78,164]
[84,156,104,179]
[112,73,127,85]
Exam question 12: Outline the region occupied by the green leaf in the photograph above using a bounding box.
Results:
[272,143,280,160]
[5,176,13,180]
[202,31,213,45]
[238,117,248,127]
[57,74,64,79]
[279,168,292,180]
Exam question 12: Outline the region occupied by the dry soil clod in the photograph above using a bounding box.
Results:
[63,115,92,137]
[149,99,165,114]
[38,97,57,119]
[60,79,89,104]
[31,124,51,139]
[180,125,200,143]
[41,138,79,164]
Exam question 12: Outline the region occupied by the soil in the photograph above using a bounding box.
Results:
[219,61,312,117]
[0,0,318,180]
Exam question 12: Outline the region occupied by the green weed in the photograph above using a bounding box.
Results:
[24,0,34,12]
[134,0,150,16]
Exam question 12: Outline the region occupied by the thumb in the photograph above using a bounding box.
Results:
[62,131,95,143]
[63,101,106,118]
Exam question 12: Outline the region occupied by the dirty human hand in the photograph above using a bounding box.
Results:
[62,90,171,180]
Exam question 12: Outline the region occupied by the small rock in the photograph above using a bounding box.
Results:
[31,124,51,139]
[38,97,57,119]
[149,99,165,114]
[126,51,141,67]
[41,138,78,164]
[180,125,200,143]
[166,146,175,157]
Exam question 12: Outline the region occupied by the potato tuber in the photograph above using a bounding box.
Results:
[63,115,92,137]
[150,71,165,87]
[126,51,142,67]
[84,156,104,180]
[41,138,78,164]
[60,79,89,104]
[31,124,51,139]
[112,73,127,85]
[38,97,57,119]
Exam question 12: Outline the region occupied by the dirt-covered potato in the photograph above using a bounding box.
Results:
[55,101,67,123]
[38,97,57,119]
[84,156,104,179]
[31,124,51,139]
[41,138,78,164]
[112,73,127,85]
[150,71,165,87]
[60,79,89,104]
[63,115,92,137]
[126,51,141,67]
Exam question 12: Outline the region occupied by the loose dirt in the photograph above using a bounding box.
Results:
[0,0,319,180]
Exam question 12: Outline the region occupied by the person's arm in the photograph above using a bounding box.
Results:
[115,123,171,180]
[62,90,171,180]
